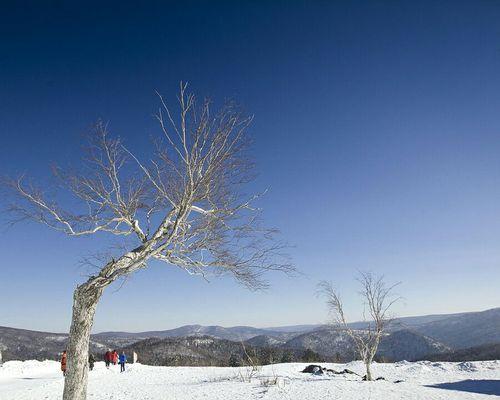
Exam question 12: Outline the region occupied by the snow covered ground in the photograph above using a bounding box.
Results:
[1,359,500,399]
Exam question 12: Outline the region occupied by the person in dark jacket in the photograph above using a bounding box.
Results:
[104,350,111,368]
[119,352,127,373]
[60,350,67,376]
[88,353,95,371]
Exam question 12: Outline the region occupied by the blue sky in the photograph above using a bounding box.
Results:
[1,0,500,333]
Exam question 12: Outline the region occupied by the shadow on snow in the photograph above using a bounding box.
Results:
[426,380,500,396]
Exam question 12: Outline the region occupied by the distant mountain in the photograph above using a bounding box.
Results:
[410,308,500,349]
[246,335,287,348]
[280,328,450,362]
[388,313,470,329]
[0,325,449,364]
[341,308,500,350]
[68,307,500,347]
[103,327,452,365]
[377,329,450,361]
[346,312,471,331]
[424,342,500,362]
[263,324,324,333]
[0,326,112,361]
[2,307,499,363]
[283,328,355,360]
[95,325,284,343]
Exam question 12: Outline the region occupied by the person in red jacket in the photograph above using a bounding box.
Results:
[112,350,118,365]
[60,350,67,376]
[104,350,111,368]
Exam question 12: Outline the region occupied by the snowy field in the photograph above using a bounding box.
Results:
[1,360,500,399]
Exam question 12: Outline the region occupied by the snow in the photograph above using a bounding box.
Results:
[1,360,499,399]
[44,336,66,342]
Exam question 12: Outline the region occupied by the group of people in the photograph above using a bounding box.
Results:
[60,349,128,376]
[105,349,127,372]
[105,349,119,367]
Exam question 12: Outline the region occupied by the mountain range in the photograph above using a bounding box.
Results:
[93,325,287,343]
[1,307,499,364]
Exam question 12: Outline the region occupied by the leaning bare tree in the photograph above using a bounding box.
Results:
[318,272,400,381]
[4,84,292,400]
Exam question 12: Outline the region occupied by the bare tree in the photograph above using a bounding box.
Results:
[237,339,261,382]
[4,83,292,400]
[318,272,400,381]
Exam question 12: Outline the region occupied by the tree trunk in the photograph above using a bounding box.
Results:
[365,361,372,381]
[63,282,103,400]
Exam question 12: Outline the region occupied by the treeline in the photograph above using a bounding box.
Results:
[123,336,333,367]
[135,347,326,367]
[423,342,500,362]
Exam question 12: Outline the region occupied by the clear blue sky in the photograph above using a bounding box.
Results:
[1,0,500,333]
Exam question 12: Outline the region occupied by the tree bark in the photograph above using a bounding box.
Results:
[365,361,372,381]
[63,282,103,400]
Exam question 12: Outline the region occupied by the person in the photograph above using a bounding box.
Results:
[104,350,111,368]
[119,351,127,373]
[60,350,67,376]
[88,353,95,371]
[112,350,118,365]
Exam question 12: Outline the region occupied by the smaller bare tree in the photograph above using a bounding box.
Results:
[237,339,261,382]
[318,272,401,381]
